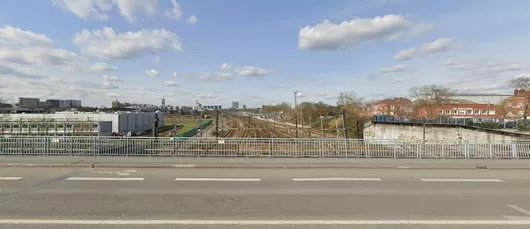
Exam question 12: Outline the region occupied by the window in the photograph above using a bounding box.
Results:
[508,102,513,106]
[452,110,458,114]
[520,110,524,115]
[482,110,487,115]
[519,101,524,107]
[489,110,496,115]
[474,110,480,114]
[445,110,450,114]
[466,110,472,115]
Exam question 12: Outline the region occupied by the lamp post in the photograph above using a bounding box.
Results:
[293,90,298,138]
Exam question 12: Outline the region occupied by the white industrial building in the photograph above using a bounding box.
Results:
[6,111,164,135]
[450,94,511,105]
[0,121,112,136]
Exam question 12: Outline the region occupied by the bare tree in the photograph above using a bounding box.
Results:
[497,103,513,124]
[409,85,455,118]
[0,93,11,121]
[337,92,364,115]
[508,74,530,119]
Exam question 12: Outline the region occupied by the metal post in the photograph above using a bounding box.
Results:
[342,109,348,139]
[293,90,298,138]
[319,116,324,138]
[215,109,219,139]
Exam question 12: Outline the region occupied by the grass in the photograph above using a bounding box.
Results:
[165,117,212,134]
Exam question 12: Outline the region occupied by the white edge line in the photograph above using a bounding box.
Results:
[508,205,530,216]
[0,177,23,180]
[66,177,144,181]
[171,164,196,168]
[174,178,260,181]
[0,220,529,225]
[292,178,382,181]
[420,179,504,182]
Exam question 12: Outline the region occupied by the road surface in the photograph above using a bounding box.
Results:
[0,167,529,228]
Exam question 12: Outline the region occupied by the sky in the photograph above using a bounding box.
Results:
[0,0,529,108]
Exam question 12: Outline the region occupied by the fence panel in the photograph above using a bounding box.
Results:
[2,136,530,159]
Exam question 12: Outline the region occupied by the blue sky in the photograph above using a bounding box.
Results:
[0,0,529,108]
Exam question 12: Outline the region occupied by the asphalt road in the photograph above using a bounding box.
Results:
[0,167,529,229]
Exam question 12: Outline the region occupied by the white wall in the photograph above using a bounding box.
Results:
[8,111,163,134]
[364,122,530,142]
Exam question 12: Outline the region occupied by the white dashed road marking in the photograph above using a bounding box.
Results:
[292,178,382,181]
[175,178,261,182]
[420,179,504,182]
[66,177,144,181]
[0,177,23,180]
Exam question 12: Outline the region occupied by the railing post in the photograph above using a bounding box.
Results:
[20,137,24,156]
[268,139,272,157]
[173,138,176,157]
[319,138,323,158]
[393,140,397,159]
[126,137,129,157]
[512,141,518,159]
[70,138,73,156]
[464,141,469,159]
[365,141,370,158]
[44,136,49,156]
[416,141,421,159]
[489,141,493,159]
[441,140,445,159]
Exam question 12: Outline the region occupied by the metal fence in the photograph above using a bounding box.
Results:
[374,116,524,129]
[1,136,530,159]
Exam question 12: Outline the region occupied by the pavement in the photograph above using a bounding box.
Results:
[0,167,530,228]
[1,156,530,170]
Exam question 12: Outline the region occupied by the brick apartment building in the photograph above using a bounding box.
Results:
[364,97,414,117]
[415,103,498,118]
[502,89,530,119]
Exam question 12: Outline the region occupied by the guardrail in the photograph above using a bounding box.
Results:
[1,137,529,159]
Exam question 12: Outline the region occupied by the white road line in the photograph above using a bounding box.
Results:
[66,177,144,181]
[292,178,382,181]
[0,177,23,180]
[0,220,529,225]
[509,205,530,216]
[174,178,260,182]
[420,178,504,182]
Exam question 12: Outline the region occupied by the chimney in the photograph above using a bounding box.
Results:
[515,89,519,95]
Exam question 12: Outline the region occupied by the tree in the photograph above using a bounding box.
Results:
[0,93,11,121]
[336,92,365,138]
[508,74,530,119]
[409,84,455,118]
[497,103,513,124]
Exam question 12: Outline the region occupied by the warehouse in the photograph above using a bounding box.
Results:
[0,121,112,136]
[6,111,164,135]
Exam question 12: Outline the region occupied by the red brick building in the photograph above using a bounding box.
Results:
[415,103,498,118]
[502,89,530,119]
[365,97,414,117]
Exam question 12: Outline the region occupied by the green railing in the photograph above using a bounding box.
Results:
[175,120,213,138]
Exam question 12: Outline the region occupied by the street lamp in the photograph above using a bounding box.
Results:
[293,90,298,138]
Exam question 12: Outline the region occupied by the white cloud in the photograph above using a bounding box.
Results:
[0,64,45,79]
[172,72,178,78]
[421,37,455,54]
[187,15,198,24]
[145,69,160,77]
[219,63,232,70]
[197,93,217,99]
[90,62,117,72]
[114,0,158,22]
[102,75,120,82]
[380,65,407,73]
[0,26,53,47]
[182,72,233,80]
[298,14,412,50]
[164,80,179,86]
[409,24,434,37]
[393,48,417,60]
[107,92,121,98]
[391,77,406,83]
[101,80,118,89]
[445,59,522,73]
[215,72,233,80]
[152,56,160,64]
[73,27,182,59]
[234,66,271,76]
[394,37,456,60]
[53,0,158,22]
[165,0,183,20]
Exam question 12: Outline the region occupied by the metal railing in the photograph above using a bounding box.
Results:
[1,136,529,159]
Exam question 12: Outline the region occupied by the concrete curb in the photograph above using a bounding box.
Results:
[1,163,530,170]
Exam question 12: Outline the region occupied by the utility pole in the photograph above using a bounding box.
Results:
[319,116,324,138]
[342,109,348,138]
[215,109,219,138]
[293,90,298,138]
[309,116,312,137]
